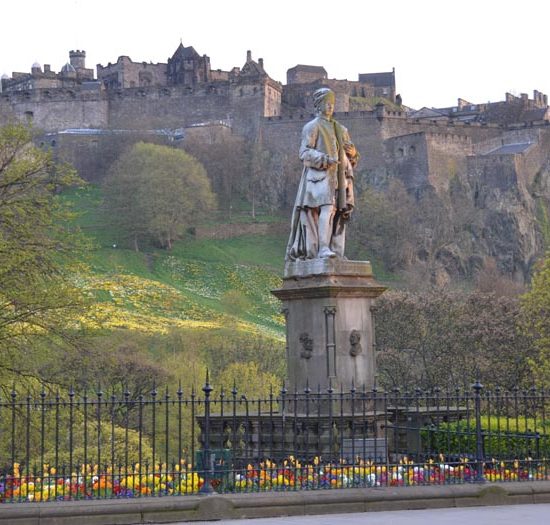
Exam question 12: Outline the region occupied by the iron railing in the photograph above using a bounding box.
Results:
[0,378,548,502]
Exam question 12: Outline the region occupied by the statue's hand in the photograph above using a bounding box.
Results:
[340,209,352,221]
[343,142,357,158]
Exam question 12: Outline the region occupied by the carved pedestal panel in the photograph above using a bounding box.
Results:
[272,259,386,397]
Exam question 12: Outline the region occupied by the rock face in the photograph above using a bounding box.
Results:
[409,127,550,283]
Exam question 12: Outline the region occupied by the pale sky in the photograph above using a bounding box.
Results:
[2,0,549,109]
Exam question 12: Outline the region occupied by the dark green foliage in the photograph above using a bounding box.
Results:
[422,418,550,459]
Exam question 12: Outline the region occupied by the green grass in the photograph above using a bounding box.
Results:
[61,185,286,338]
[169,235,286,269]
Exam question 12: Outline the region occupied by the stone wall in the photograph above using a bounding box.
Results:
[193,221,287,240]
[0,80,270,137]
[97,56,167,89]
[0,89,109,132]
[425,132,472,195]
[263,80,282,117]
[106,87,232,129]
[384,133,430,193]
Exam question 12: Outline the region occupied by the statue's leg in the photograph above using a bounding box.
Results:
[331,211,346,257]
[303,207,319,258]
[318,205,336,258]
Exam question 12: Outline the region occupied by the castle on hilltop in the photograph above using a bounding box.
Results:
[0,45,400,128]
[1,44,550,284]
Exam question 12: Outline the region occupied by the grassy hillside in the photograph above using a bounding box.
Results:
[65,185,287,340]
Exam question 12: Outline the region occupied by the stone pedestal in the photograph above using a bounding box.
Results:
[199,412,385,465]
[272,259,386,395]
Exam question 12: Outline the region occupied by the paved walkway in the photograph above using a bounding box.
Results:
[161,503,550,525]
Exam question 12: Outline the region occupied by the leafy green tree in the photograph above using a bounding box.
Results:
[103,142,216,250]
[216,361,281,399]
[520,253,550,387]
[0,123,87,371]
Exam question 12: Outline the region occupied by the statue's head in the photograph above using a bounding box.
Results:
[313,88,335,117]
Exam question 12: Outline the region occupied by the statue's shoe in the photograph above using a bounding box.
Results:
[318,248,337,258]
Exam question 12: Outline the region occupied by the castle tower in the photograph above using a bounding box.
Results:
[60,62,77,79]
[69,50,86,71]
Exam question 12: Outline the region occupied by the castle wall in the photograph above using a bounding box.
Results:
[1,90,108,132]
[287,68,326,84]
[282,80,350,113]
[97,57,167,89]
[263,81,282,117]
[512,129,550,190]
[384,133,430,193]
[229,83,270,139]
[105,86,233,130]
[425,132,472,195]
[0,98,17,122]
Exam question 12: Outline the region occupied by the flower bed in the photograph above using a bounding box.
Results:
[1,456,548,502]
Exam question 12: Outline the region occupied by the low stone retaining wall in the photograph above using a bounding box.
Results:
[193,221,287,240]
[2,481,550,525]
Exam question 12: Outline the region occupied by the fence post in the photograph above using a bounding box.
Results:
[199,370,215,494]
[472,380,485,483]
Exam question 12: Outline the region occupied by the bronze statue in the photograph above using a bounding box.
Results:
[286,88,359,260]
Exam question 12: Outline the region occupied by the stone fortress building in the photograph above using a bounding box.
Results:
[1,44,549,282]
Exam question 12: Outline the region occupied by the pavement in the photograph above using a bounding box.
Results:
[163,503,550,525]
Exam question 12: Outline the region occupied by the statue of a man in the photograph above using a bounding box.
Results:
[286,88,359,260]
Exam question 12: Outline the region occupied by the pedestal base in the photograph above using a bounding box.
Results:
[198,412,385,465]
[272,259,386,397]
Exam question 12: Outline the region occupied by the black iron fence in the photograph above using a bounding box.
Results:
[0,378,548,502]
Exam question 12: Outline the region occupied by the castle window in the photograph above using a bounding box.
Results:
[410,145,416,156]
[24,111,33,119]
[398,147,405,157]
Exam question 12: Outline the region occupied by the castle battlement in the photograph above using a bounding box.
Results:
[262,108,408,125]
[388,131,472,143]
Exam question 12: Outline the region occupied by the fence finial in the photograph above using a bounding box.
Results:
[202,369,213,396]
